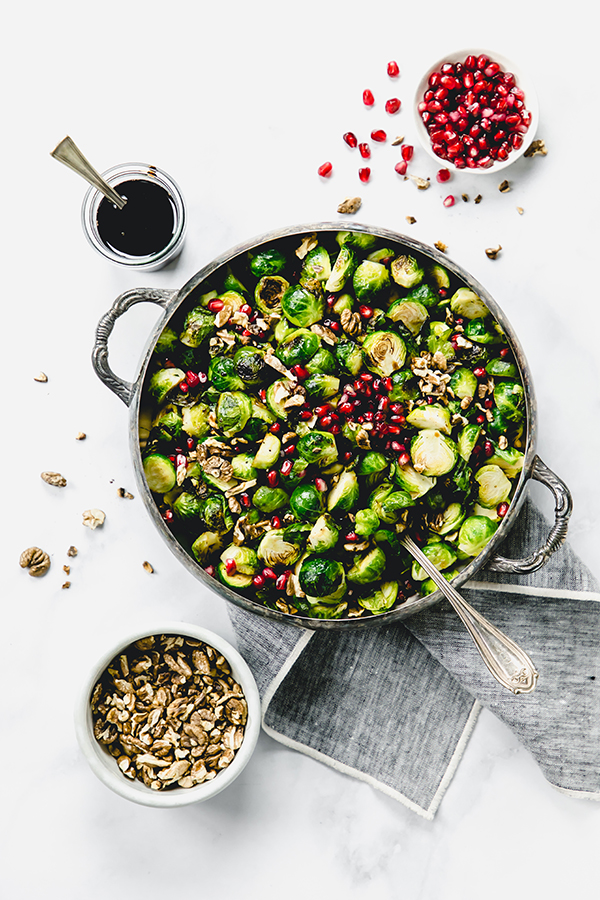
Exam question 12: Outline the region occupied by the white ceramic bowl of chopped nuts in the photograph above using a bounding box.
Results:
[75,623,261,807]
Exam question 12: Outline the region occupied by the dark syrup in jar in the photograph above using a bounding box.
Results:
[96,179,176,257]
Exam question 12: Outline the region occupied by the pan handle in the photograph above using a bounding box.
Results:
[486,456,573,574]
[92,287,177,407]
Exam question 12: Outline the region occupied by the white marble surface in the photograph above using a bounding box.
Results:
[3,2,599,897]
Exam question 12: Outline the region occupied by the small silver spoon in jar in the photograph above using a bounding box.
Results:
[50,136,126,209]
[401,534,538,694]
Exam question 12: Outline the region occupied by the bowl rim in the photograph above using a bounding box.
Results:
[412,47,539,174]
[74,621,261,807]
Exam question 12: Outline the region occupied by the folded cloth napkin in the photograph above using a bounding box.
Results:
[229,499,600,819]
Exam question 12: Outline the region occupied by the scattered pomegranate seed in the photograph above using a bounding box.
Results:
[267,469,279,487]
[387,60,400,77]
[359,304,374,319]
[208,299,224,312]
[473,367,487,378]
[314,404,330,417]
[224,558,237,575]
[291,365,308,379]
[343,451,354,463]
[385,98,401,114]
[280,459,293,476]
[179,382,189,393]
[198,371,207,384]
[359,142,371,159]
[269,422,281,434]
[240,492,251,508]
[443,195,455,207]
[319,415,333,428]
[484,440,494,457]
[343,131,358,148]
[401,144,414,161]
[338,401,353,415]
[500,347,510,358]
[252,574,265,588]
[315,477,328,492]
[240,303,252,315]
[484,398,493,409]
[363,89,375,106]
[371,129,387,142]
[318,161,333,177]
[497,502,509,517]
[398,453,411,466]
[436,167,451,182]
[394,161,407,175]
[163,509,174,523]
[283,443,296,456]
[476,414,486,424]
[271,515,282,529]
[276,572,290,591]
[263,567,277,581]
[186,370,200,388]
[359,167,371,183]
[186,437,195,450]
[299,409,313,420]
[346,532,358,542]
[205,565,215,578]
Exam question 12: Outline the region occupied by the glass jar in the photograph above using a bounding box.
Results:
[81,163,186,271]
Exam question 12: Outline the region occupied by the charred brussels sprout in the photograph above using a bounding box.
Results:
[290,484,325,522]
[457,424,482,462]
[303,373,340,401]
[359,581,399,614]
[475,464,511,507]
[249,247,287,278]
[253,432,281,469]
[172,492,202,524]
[208,357,244,392]
[494,381,525,423]
[182,402,211,439]
[179,307,216,348]
[307,514,340,553]
[449,288,489,320]
[257,529,302,568]
[152,404,183,442]
[297,431,338,468]
[388,369,419,402]
[411,541,457,581]
[406,403,452,434]
[148,368,186,405]
[300,245,332,285]
[429,502,466,535]
[485,356,518,379]
[253,486,290,513]
[281,285,325,328]
[354,508,381,537]
[299,556,346,600]
[327,471,359,514]
[255,275,289,315]
[191,532,225,566]
[231,453,258,481]
[222,265,248,297]
[464,318,504,345]
[143,453,176,493]
[387,299,429,335]
[458,516,498,557]
[234,347,266,385]
[336,340,363,375]
[155,326,178,355]
[325,246,356,292]
[391,254,424,289]
[276,329,320,367]
[357,451,389,488]
[347,547,387,584]
[369,483,414,524]
[429,263,450,290]
[352,260,391,301]
[411,430,458,477]
[216,391,252,437]
[200,494,234,534]
[362,331,406,377]
[426,321,456,360]
[406,282,438,309]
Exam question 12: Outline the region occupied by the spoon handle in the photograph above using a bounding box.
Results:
[50,136,126,209]
[401,535,538,694]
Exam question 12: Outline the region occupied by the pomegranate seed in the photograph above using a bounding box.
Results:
[276,571,290,591]
[208,299,224,312]
[398,453,411,466]
[252,574,265,588]
[263,567,277,581]
[298,409,312,421]
[395,161,407,175]
[473,367,486,378]
[359,142,371,158]
[343,451,353,463]
[330,424,341,434]
[240,303,252,316]
[314,404,330,417]
[401,144,414,161]
[497,502,509,518]
[280,459,293,476]
[205,565,215,578]
[198,371,208,384]
[500,347,510,358]
[186,437,196,450]
[363,89,375,106]
[359,167,371,183]
[360,372,373,381]
[346,532,358,542]
[476,414,486,424]
[315,477,327,492]
[387,60,400,77]
[267,469,279,487]
[185,371,200,388]
[179,382,189,393]
[371,129,387,142]
[391,441,402,452]
[484,440,494,457]
[443,195,455,207]
[319,415,333,428]
[318,161,333,177]
[436,167,451,182]
[269,422,281,434]
[240,492,251,508]
[359,304,374,319]
[163,509,174,523]
[291,365,308,379]
[338,402,353,415]
[343,131,358,148]
[283,443,296,456]
[385,98,401,114]
[271,516,282,529]
[225,558,237,576]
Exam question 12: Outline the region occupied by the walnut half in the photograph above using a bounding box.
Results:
[20,547,51,577]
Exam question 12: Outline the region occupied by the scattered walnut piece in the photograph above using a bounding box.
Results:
[117,487,134,499]
[434,240,447,253]
[67,546,78,557]
[498,180,511,193]
[408,174,430,190]
[83,508,106,530]
[337,196,362,215]
[75,432,86,441]
[20,546,51,577]
[474,194,482,204]
[142,561,154,574]
[41,471,67,487]
[516,207,524,215]
[524,139,547,158]
[34,372,48,383]
[62,581,71,589]
[295,233,318,259]
[406,216,416,224]
[63,565,70,575]
[340,309,362,336]
[485,245,502,259]
[498,435,509,450]
[391,135,405,146]
[461,193,469,202]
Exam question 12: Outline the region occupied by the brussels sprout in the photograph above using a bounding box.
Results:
[449,287,489,320]
[148,368,186,405]
[303,373,340,401]
[297,431,338,468]
[250,398,275,427]
[472,503,501,521]
[249,247,287,278]
[290,484,325,522]
[446,457,475,503]
[457,515,499,557]
[264,380,292,420]
[366,246,396,264]
[155,326,178,355]
[283,522,311,545]
[352,260,391,300]
[475,464,512,507]
[216,391,252,437]
[429,501,466,535]
[218,544,260,588]
[411,430,458,477]
[279,458,308,490]
[179,307,216,348]
[143,453,176,493]
[407,403,452,434]
[191,531,225,566]
[253,485,290,514]
[347,547,387,584]
[406,282,438,308]
[411,541,458,581]
[426,321,455,360]
[200,493,234,534]
[464,318,504,345]
[386,299,429,335]
[429,263,451,290]
[241,418,268,442]
[208,357,244,392]
[255,275,290,315]
[391,254,424,288]
[336,230,379,251]
[298,556,346,599]
[449,367,478,400]
[300,245,332,285]
[307,601,349,619]
[281,285,325,328]
[234,347,266,386]
[369,483,414,524]
[253,432,281,469]
[420,568,461,597]
[325,246,357,292]
[485,444,524,479]
[231,453,258,481]
[222,265,248,297]
[332,293,354,315]
[276,329,320,367]
[391,461,437,499]
[356,451,388,488]
[457,424,482,462]
[388,369,419,402]
[358,581,399,614]
[172,492,202,524]
[152,404,183,442]
[494,381,525,423]
[182,402,211,439]
[362,331,406,377]
[327,470,359,514]
[336,339,363,375]
[307,514,340,553]
[354,508,381,537]
[486,408,510,439]
[305,347,338,375]
[275,317,295,343]
[486,356,519,379]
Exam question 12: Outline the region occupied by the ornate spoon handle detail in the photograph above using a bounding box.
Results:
[401,535,538,694]
[51,136,126,209]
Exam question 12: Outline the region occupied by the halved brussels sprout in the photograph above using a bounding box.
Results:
[429,263,450,290]
[253,432,281,469]
[494,381,525,423]
[406,282,438,309]
[333,293,354,315]
[279,458,308,491]
[200,494,234,534]
[148,368,186,405]
[429,501,466,535]
[411,541,457,581]
[369,483,414,524]
[347,547,387,584]
[358,581,399,614]
[391,461,437,499]
[218,544,260,588]
[172,492,202,524]
[216,391,252,437]
[231,453,258,481]
[356,451,388,488]
[386,299,429,335]
[208,357,244,392]
[449,367,478,400]
[475,464,512,507]
[179,307,216,348]
[155,326,178,355]
[143,453,176,493]
[305,347,337,375]
[485,357,519,379]
[472,503,501,521]
[336,230,379,251]
[297,431,338,468]
[391,254,424,288]
[457,516,498,557]
[457,424,482,462]
[411,430,458,477]
[298,556,346,599]
[290,484,325,522]
[191,531,225,567]
[249,247,287,278]
[352,260,391,300]
[420,568,460,597]
[362,331,406,377]
[367,247,396,264]
[257,529,302,568]
[234,347,266,385]
[303,374,340,401]
[276,329,320,367]
[486,408,510,439]
[300,245,332,285]
[222,265,248,297]
[449,287,489,320]
[354,508,381,537]
[464,318,504,345]
[406,403,451,434]
[182,402,211,439]
[426,321,455,360]
[152,404,183,442]
[281,285,325,328]
[336,340,363,375]
[325,246,357,292]
[252,486,289,513]
[307,514,340,553]
[255,275,289,315]
[485,444,524,479]
[306,601,348,619]
[388,369,419,402]
[327,470,359,514]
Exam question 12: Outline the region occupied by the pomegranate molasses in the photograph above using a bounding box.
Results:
[96,178,175,257]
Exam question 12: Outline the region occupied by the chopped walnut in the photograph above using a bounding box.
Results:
[34,372,48,383]
[434,241,447,253]
[143,561,154,574]
[408,174,430,190]
[486,245,502,259]
[20,546,51,577]
[75,432,86,441]
[214,304,233,328]
[310,323,338,345]
[41,471,67,487]
[498,435,509,450]
[82,509,106,530]
[337,197,362,215]
[461,193,469,202]
[295,233,318,259]
[340,309,362,336]
[498,180,510,193]
[228,496,242,515]
[406,216,416,225]
[524,139,547,157]
[202,456,233,482]
[67,546,78,557]
[474,194,482,204]
[117,487,134,499]
[517,207,524,215]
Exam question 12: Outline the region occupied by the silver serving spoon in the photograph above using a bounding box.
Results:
[50,136,126,209]
[401,534,538,694]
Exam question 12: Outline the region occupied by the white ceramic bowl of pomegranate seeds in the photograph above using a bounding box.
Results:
[413,49,538,173]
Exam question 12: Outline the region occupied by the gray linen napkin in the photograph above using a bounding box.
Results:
[229,500,600,819]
